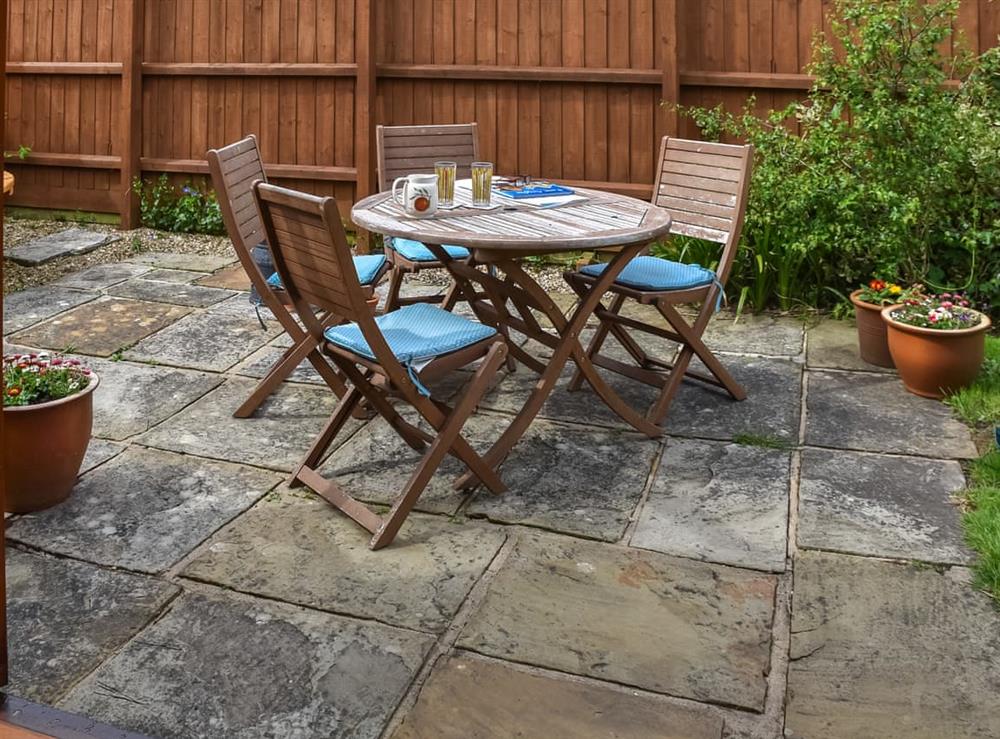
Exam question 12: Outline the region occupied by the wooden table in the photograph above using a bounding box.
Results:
[352,187,672,489]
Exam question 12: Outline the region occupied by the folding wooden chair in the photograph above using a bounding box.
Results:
[563,137,754,427]
[375,123,479,312]
[254,182,509,550]
[207,135,388,418]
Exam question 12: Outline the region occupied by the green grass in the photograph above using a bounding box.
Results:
[962,451,1000,601]
[947,336,1000,603]
[732,432,791,450]
[946,336,1000,426]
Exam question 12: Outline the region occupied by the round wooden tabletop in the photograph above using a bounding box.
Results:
[351,186,672,255]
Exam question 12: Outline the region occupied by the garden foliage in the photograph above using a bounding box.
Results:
[133,174,225,235]
[662,0,1000,315]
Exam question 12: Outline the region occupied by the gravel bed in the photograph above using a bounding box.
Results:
[3,218,232,295]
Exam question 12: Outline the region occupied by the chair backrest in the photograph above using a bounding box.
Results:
[207,135,268,255]
[206,135,270,288]
[253,182,371,327]
[375,123,480,192]
[651,137,754,284]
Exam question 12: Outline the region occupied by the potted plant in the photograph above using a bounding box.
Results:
[881,293,991,399]
[3,353,98,513]
[850,279,920,368]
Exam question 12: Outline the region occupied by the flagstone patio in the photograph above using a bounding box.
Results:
[3,252,998,739]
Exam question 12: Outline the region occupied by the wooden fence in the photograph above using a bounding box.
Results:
[4,0,1000,229]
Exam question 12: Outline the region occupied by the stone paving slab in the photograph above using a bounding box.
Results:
[124,300,280,371]
[141,268,208,283]
[139,378,347,472]
[466,420,660,541]
[786,551,1000,739]
[797,448,970,564]
[107,278,236,308]
[7,447,281,573]
[11,297,191,357]
[60,592,434,739]
[184,494,507,632]
[195,263,251,291]
[5,548,178,704]
[703,314,804,357]
[631,438,790,572]
[320,411,506,515]
[89,358,223,440]
[806,319,892,373]
[662,356,803,442]
[457,531,776,711]
[805,370,977,458]
[79,438,127,475]
[3,286,97,335]
[232,344,325,385]
[483,352,801,442]
[53,263,152,290]
[393,653,724,739]
[127,251,235,273]
[6,228,121,266]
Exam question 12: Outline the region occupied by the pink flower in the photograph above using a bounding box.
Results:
[928,313,938,322]
[941,301,953,309]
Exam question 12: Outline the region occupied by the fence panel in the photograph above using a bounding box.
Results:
[3,0,998,225]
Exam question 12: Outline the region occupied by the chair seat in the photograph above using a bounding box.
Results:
[324,303,496,365]
[267,253,386,289]
[389,238,470,263]
[579,256,716,292]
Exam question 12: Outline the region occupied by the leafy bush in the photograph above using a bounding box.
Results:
[663,0,1000,315]
[133,174,225,235]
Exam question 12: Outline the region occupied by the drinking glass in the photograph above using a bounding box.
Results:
[471,161,494,208]
[435,161,456,207]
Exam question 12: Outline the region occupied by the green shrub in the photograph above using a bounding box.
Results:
[665,0,1000,315]
[133,174,225,235]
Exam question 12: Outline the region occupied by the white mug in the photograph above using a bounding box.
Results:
[392,174,438,218]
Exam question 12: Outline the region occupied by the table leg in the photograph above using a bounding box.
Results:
[435,243,661,491]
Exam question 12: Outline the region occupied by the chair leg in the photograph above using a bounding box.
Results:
[290,385,363,487]
[441,278,462,312]
[646,299,746,425]
[566,291,625,392]
[371,343,508,549]
[384,266,405,313]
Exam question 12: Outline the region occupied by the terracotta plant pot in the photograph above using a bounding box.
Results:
[882,306,991,399]
[3,372,99,513]
[850,289,894,368]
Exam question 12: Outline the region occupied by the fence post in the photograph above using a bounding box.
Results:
[119,0,144,229]
[659,0,680,138]
[354,0,376,253]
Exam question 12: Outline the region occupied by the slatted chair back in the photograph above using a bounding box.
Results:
[651,137,754,284]
[253,182,374,331]
[376,124,480,192]
[207,135,268,270]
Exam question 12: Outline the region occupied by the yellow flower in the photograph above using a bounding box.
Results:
[888,284,902,294]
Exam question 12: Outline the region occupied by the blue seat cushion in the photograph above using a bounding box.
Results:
[388,237,470,262]
[324,302,496,366]
[267,253,386,289]
[579,256,716,292]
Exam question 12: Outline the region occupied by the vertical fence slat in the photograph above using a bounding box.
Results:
[119,0,143,228]
[354,0,375,251]
[660,0,679,138]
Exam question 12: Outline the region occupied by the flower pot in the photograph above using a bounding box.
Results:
[850,289,894,368]
[882,306,990,399]
[3,372,99,513]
